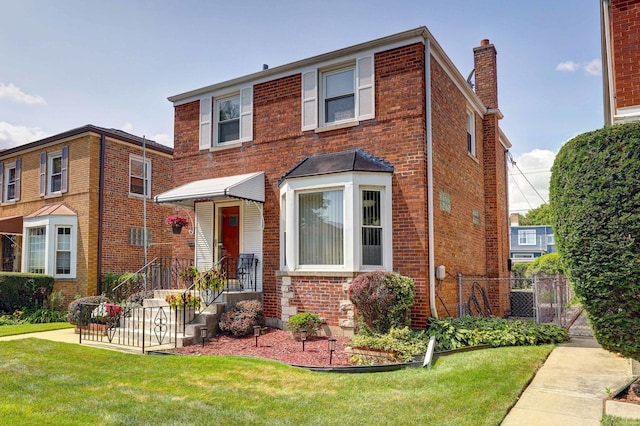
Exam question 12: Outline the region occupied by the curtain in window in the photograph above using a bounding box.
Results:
[27,227,46,274]
[299,190,343,265]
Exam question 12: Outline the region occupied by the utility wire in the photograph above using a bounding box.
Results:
[507,153,548,205]
[508,168,534,210]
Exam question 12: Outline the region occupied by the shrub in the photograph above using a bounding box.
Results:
[67,295,110,326]
[525,253,564,278]
[0,273,55,313]
[426,316,568,351]
[348,271,415,334]
[550,122,640,360]
[350,327,430,362]
[287,312,322,338]
[218,300,264,337]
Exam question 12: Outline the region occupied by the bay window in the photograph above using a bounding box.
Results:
[22,214,77,278]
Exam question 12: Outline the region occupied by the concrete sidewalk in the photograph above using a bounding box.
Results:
[502,337,635,425]
[0,327,145,353]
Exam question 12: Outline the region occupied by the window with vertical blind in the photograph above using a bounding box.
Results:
[298,190,344,265]
[280,171,392,272]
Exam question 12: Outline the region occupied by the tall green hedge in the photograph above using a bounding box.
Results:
[550,122,640,360]
[0,273,55,313]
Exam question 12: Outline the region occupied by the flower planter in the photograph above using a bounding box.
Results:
[172,225,183,234]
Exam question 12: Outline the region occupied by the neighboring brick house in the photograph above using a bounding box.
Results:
[157,27,512,334]
[602,0,640,124]
[0,125,174,304]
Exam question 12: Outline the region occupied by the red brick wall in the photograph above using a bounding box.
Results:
[172,40,509,326]
[611,0,640,109]
[100,138,175,281]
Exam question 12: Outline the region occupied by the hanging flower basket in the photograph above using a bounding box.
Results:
[166,215,188,234]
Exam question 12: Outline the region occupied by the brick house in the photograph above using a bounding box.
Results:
[156,27,511,334]
[602,0,640,124]
[0,125,174,304]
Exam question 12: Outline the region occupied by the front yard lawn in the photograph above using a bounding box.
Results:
[0,322,73,337]
[0,338,552,425]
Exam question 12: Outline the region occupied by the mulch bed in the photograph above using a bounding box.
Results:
[170,328,354,367]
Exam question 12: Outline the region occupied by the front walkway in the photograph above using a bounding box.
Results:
[502,337,634,425]
[0,328,145,354]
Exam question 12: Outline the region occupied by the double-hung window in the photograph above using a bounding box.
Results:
[467,109,476,156]
[302,55,374,131]
[129,155,151,198]
[55,227,71,275]
[0,159,21,203]
[199,87,253,149]
[518,229,536,246]
[39,146,68,196]
[361,190,382,266]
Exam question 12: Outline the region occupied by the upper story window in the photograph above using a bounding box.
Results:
[302,55,374,131]
[518,229,536,245]
[467,109,476,157]
[0,159,21,203]
[199,87,253,150]
[129,155,151,198]
[39,146,68,196]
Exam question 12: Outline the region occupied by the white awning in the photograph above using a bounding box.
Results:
[154,171,265,207]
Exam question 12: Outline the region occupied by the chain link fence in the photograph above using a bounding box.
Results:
[457,274,592,337]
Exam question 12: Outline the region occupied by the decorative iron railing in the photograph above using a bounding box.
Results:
[109,257,194,303]
[77,302,180,353]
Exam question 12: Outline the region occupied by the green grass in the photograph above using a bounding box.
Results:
[602,415,640,425]
[0,322,74,337]
[0,338,552,425]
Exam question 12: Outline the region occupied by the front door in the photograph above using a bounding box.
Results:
[219,206,239,259]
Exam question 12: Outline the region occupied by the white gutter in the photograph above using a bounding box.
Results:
[425,38,438,318]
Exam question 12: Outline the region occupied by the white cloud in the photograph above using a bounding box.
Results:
[584,59,602,76]
[0,122,49,149]
[121,122,133,132]
[555,59,601,76]
[0,83,46,105]
[508,149,556,215]
[556,61,579,72]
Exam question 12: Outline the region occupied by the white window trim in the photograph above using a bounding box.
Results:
[280,171,392,272]
[302,55,374,131]
[199,86,253,150]
[21,215,78,279]
[47,151,62,195]
[359,186,386,269]
[518,229,536,246]
[129,154,151,199]
[467,109,476,157]
[4,162,17,203]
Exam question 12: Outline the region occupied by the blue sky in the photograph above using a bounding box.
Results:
[0,0,603,213]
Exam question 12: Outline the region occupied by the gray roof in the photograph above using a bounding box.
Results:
[279,149,393,185]
[0,124,172,157]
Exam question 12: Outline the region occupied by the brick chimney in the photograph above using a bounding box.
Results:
[473,39,498,109]
[475,39,510,315]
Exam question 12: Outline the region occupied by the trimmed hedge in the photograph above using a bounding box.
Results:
[0,273,54,313]
[550,122,640,360]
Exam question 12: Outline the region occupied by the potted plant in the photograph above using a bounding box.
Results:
[180,265,200,285]
[165,293,201,310]
[166,215,188,234]
[196,268,226,304]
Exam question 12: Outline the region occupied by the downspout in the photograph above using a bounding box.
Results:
[601,0,615,126]
[425,38,438,318]
[96,134,106,294]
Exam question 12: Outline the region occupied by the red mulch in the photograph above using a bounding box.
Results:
[170,328,354,367]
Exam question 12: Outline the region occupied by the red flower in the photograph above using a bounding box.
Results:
[166,215,188,227]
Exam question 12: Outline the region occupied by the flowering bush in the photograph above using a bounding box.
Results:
[166,215,188,227]
[219,300,264,337]
[67,295,110,325]
[91,302,123,324]
[165,293,201,310]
